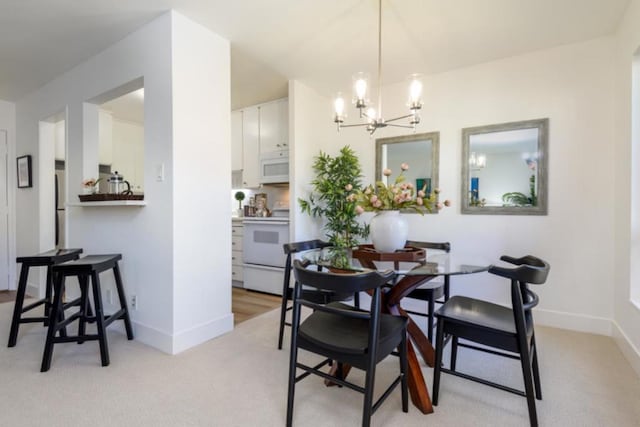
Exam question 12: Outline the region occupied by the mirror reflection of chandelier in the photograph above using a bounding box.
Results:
[469,152,487,169]
[332,0,423,135]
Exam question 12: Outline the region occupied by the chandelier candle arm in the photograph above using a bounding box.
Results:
[332,0,424,135]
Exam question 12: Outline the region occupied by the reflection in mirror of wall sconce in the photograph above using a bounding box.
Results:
[469,152,486,169]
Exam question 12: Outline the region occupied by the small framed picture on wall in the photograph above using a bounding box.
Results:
[17,155,32,188]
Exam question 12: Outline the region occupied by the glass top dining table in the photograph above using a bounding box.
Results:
[303,244,492,415]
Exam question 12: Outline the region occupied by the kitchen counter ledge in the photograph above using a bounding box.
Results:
[67,201,147,207]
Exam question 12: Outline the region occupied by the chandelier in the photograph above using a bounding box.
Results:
[333,0,423,134]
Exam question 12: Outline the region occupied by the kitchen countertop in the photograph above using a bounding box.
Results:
[242,217,290,222]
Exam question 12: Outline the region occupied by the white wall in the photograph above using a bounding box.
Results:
[14,11,232,354]
[613,0,640,376]
[293,37,617,337]
[0,100,16,290]
[111,119,144,191]
[171,12,232,353]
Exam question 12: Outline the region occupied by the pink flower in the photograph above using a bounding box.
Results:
[355,205,364,215]
[370,195,378,203]
[434,188,441,194]
[394,195,402,204]
[345,183,353,191]
[383,168,392,176]
[416,197,423,206]
[401,163,409,171]
[437,202,444,210]
[417,190,425,197]
[346,194,356,202]
[373,200,382,208]
[364,187,372,195]
[444,199,451,207]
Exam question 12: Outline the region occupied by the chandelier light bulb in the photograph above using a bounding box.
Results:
[352,72,370,109]
[366,107,377,123]
[408,75,423,110]
[334,94,346,122]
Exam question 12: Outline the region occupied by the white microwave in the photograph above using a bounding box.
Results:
[260,151,289,184]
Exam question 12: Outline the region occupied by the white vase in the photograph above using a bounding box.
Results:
[370,210,408,253]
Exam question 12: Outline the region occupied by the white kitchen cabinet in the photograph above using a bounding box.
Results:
[231,221,244,284]
[231,110,243,171]
[241,106,260,188]
[231,98,288,188]
[259,98,288,154]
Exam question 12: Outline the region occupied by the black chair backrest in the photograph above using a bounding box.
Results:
[489,255,550,286]
[283,239,332,257]
[489,255,550,333]
[282,240,333,293]
[406,241,451,253]
[293,259,394,295]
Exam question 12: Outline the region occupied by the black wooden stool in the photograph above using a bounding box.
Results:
[8,248,83,347]
[40,254,134,372]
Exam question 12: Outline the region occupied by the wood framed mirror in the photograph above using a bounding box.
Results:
[375,131,440,214]
[461,118,548,215]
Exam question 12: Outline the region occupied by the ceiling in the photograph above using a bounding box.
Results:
[0,0,630,110]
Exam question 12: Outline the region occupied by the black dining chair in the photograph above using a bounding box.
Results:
[277,239,356,350]
[398,240,451,343]
[432,255,550,427]
[287,259,408,427]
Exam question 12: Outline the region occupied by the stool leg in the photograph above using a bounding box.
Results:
[55,280,68,339]
[113,262,134,340]
[91,271,110,367]
[77,275,90,344]
[44,265,54,324]
[41,274,65,372]
[8,264,30,347]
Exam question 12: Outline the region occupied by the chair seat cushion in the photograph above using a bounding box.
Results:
[299,302,407,357]
[435,296,531,335]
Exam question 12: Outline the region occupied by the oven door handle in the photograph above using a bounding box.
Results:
[243,220,289,226]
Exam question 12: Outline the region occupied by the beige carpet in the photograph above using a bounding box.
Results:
[0,301,639,427]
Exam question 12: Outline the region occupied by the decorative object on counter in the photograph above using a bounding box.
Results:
[352,162,450,252]
[107,171,132,195]
[78,193,144,202]
[298,146,369,268]
[81,177,102,194]
[254,193,270,217]
[234,191,245,216]
[17,155,33,188]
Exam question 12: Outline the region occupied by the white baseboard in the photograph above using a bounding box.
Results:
[129,320,174,354]
[172,313,234,355]
[112,317,234,356]
[534,308,612,336]
[612,321,640,378]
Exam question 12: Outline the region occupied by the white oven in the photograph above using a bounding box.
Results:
[243,218,290,295]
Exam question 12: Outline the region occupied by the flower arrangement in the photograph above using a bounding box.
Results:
[349,163,450,215]
[82,178,102,194]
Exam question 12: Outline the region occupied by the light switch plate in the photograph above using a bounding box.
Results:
[156,163,164,182]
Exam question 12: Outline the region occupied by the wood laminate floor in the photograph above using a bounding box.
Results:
[0,291,17,304]
[232,287,281,325]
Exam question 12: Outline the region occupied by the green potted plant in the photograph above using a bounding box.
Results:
[298,146,369,268]
[234,191,245,216]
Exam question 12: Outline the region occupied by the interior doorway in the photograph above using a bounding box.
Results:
[0,130,9,290]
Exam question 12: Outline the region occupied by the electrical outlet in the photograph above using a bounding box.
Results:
[106,289,113,305]
[130,295,137,310]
